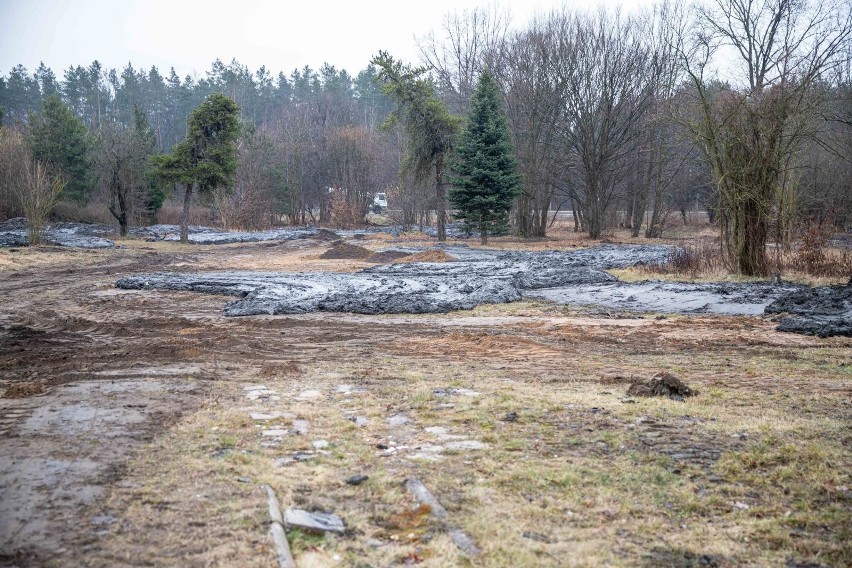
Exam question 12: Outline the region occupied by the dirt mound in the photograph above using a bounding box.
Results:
[395,249,458,263]
[319,242,374,260]
[626,372,695,401]
[314,228,341,242]
[366,250,411,263]
[765,284,852,337]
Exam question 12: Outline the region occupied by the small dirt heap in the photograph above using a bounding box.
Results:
[366,249,411,263]
[627,372,696,401]
[319,242,373,260]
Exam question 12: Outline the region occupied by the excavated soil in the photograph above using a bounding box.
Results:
[319,242,373,260]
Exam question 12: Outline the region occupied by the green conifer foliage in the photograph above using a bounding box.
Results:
[449,70,521,244]
[151,93,240,242]
[28,95,94,203]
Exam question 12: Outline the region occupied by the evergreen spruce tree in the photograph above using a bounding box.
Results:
[449,70,520,244]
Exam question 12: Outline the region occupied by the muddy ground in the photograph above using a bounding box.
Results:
[0,235,850,567]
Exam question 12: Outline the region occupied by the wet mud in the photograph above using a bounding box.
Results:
[0,219,116,248]
[0,378,205,564]
[527,280,799,316]
[114,242,850,336]
[116,244,670,315]
[765,284,852,337]
[130,224,402,244]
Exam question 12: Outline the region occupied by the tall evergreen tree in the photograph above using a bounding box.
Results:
[449,70,520,244]
[372,51,461,241]
[151,93,240,242]
[28,94,94,203]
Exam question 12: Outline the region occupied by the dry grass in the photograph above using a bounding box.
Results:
[81,301,850,568]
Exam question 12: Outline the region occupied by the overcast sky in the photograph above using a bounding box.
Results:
[0,0,654,79]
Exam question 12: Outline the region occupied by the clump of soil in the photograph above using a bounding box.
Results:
[626,372,695,401]
[366,250,411,263]
[314,228,341,242]
[395,249,458,263]
[2,380,47,398]
[320,242,373,260]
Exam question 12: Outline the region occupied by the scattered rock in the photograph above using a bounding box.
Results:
[432,387,480,397]
[388,414,411,427]
[350,416,369,427]
[346,474,369,486]
[261,429,290,437]
[522,531,554,543]
[292,420,309,434]
[444,440,489,451]
[502,412,518,422]
[296,389,322,400]
[250,412,293,421]
[274,452,316,467]
[312,440,329,449]
[626,372,695,401]
[284,508,345,534]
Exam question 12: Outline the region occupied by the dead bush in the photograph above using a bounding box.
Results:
[644,238,724,277]
[789,217,851,277]
[327,191,365,229]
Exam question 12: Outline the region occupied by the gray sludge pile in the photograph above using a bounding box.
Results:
[0,218,116,248]
[116,244,669,316]
[116,242,851,337]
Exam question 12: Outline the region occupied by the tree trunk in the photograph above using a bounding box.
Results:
[480,220,487,245]
[181,182,193,243]
[735,196,768,276]
[435,156,446,241]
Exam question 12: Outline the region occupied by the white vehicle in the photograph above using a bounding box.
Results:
[372,192,388,212]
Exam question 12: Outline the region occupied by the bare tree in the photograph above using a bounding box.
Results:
[497,18,564,237]
[678,0,852,275]
[549,7,661,239]
[417,5,510,115]
[16,160,65,245]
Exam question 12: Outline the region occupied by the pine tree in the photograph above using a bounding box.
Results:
[151,93,240,242]
[28,95,94,203]
[449,70,520,244]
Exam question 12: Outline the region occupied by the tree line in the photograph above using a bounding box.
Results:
[1,0,850,275]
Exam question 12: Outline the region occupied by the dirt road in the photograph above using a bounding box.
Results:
[1,238,849,567]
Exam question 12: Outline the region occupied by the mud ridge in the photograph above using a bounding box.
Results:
[765,284,852,337]
[116,245,669,315]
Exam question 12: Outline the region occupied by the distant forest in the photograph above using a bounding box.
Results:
[0,59,393,152]
[1,1,851,276]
